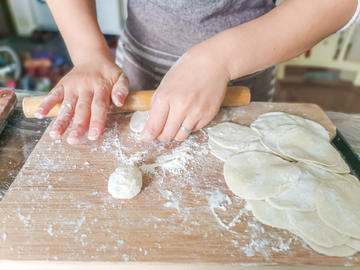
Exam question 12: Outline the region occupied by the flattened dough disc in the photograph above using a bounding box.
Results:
[208,138,240,161]
[251,112,330,141]
[224,151,301,200]
[346,238,360,251]
[250,112,297,136]
[316,180,360,239]
[248,199,293,230]
[287,210,349,248]
[303,157,350,174]
[266,163,322,212]
[208,122,260,150]
[293,230,357,257]
[278,127,340,167]
[260,125,297,161]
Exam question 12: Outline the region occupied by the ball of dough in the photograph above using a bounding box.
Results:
[108,166,142,199]
[130,111,149,133]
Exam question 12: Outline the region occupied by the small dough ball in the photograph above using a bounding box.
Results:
[130,111,150,133]
[108,166,142,199]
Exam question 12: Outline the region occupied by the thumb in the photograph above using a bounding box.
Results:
[111,72,130,107]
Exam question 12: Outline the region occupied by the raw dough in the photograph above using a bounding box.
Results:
[250,112,297,136]
[346,238,360,251]
[224,151,301,200]
[293,230,357,257]
[251,112,330,141]
[248,199,293,230]
[278,127,340,167]
[287,210,350,248]
[316,180,360,239]
[260,125,297,161]
[303,157,350,174]
[130,111,150,133]
[208,139,271,162]
[208,122,260,150]
[340,174,360,186]
[287,114,330,141]
[245,140,272,153]
[108,166,142,199]
[266,163,322,212]
[208,138,240,161]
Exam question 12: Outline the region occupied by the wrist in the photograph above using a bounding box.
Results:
[70,43,113,66]
[188,39,232,84]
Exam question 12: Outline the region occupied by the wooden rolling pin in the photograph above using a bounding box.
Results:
[23,86,250,118]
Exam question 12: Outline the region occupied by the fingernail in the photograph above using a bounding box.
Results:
[34,108,44,118]
[140,130,155,142]
[67,131,79,145]
[113,92,124,107]
[88,128,99,140]
[49,125,62,139]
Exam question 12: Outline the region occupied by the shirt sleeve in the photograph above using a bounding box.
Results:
[337,0,360,32]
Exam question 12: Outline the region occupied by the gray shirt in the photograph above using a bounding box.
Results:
[126,0,275,55]
[116,0,276,100]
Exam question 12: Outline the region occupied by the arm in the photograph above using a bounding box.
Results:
[141,0,358,142]
[206,0,358,81]
[35,0,129,144]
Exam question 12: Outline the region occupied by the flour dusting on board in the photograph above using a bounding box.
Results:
[0,109,321,263]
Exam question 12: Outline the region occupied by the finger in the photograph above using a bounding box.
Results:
[67,91,93,145]
[193,117,212,131]
[34,85,64,118]
[49,101,76,139]
[88,86,111,140]
[174,117,199,142]
[140,99,169,142]
[157,108,186,142]
[111,72,130,107]
[49,87,78,139]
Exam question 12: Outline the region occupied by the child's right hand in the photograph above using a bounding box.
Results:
[34,54,129,145]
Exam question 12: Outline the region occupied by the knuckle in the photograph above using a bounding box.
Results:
[90,119,105,127]
[72,122,87,135]
[146,125,160,137]
[93,100,107,112]
[76,101,91,112]
[158,135,172,142]
[96,79,112,91]
[119,73,130,86]
[175,135,187,142]
[206,107,219,119]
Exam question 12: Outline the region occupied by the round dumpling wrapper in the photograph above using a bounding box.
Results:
[224,151,301,200]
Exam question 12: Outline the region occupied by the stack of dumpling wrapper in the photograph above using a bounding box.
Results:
[208,112,360,257]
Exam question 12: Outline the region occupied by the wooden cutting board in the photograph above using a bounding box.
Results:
[0,102,358,269]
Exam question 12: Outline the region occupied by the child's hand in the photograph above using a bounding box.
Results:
[35,54,129,144]
[140,45,231,142]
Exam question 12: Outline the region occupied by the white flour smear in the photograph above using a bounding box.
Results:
[0,111,334,263]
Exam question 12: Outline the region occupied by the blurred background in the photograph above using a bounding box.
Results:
[0,0,359,112]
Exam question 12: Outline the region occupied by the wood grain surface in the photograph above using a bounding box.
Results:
[0,102,357,269]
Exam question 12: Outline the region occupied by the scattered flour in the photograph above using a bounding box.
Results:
[47,225,53,236]
[139,145,193,175]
